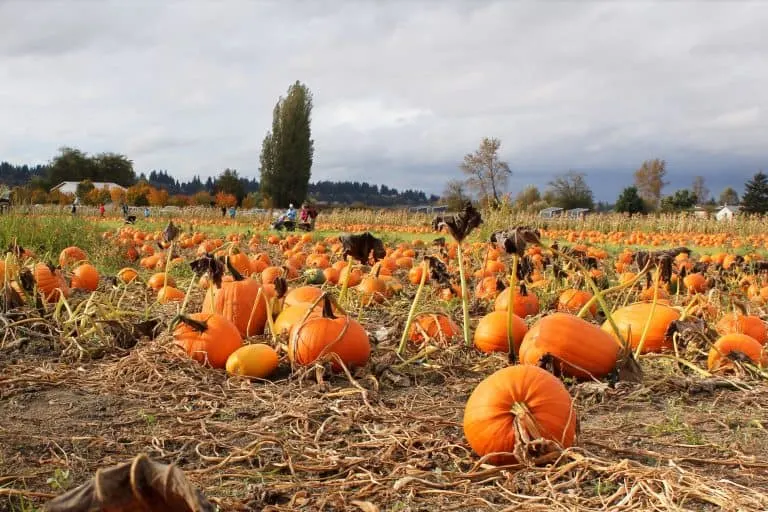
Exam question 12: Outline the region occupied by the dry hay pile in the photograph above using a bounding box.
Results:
[2,326,768,511]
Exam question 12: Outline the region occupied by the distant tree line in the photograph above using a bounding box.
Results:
[0,149,439,208]
[442,138,768,215]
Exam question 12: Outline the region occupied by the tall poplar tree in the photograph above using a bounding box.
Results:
[259,81,314,207]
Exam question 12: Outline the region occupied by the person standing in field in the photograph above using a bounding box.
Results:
[229,206,236,219]
[144,207,150,219]
[99,203,105,217]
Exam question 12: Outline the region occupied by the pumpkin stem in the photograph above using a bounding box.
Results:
[319,295,336,319]
[456,242,471,347]
[507,253,519,363]
[634,264,661,358]
[398,259,429,355]
[338,256,353,305]
[226,256,245,281]
[171,314,208,333]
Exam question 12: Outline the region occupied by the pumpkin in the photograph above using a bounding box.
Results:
[323,267,340,285]
[707,334,767,372]
[59,246,87,268]
[557,289,595,316]
[147,272,175,290]
[304,268,326,285]
[715,314,767,345]
[284,286,323,308]
[683,273,707,293]
[520,313,621,380]
[601,302,680,354]
[407,266,429,285]
[173,313,243,368]
[117,268,138,284]
[226,249,252,277]
[288,296,370,370]
[225,344,280,379]
[339,266,363,287]
[273,302,326,335]
[473,310,528,354]
[203,270,268,337]
[157,286,185,303]
[33,263,70,302]
[70,263,100,291]
[475,276,503,300]
[463,365,577,465]
[408,313,460,344]
[494,284,540,318]
[357,275,388,306]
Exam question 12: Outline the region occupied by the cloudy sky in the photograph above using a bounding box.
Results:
[1,0,766,200]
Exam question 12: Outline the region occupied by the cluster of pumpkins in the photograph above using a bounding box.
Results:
[14,229,768,465]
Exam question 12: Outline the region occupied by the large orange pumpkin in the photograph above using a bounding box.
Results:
[473,310,528,354]
[601,302,680,354]
[288,297,370,370]
[203,273,268,337]
[70,263,100,291]
[715,314,767,345]
[520,313,620,380]
[173,313,243,368]
[463,365,577,465]
[707,334,767,372]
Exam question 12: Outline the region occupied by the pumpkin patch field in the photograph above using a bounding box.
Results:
[2,209,768,511]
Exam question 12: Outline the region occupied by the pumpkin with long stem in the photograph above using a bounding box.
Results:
[288,293,370,370]
[172,313,243,368]
[202,258,268,337]
[463,364,577,465]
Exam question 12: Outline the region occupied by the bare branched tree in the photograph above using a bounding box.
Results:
[460,137,511,206]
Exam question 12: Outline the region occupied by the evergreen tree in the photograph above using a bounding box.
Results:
[741,171,768,214]
[615,186,646,214]
[259,81,314,207]
[214,169,246,204]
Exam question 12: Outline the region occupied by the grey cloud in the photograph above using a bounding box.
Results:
[0,0,766,200]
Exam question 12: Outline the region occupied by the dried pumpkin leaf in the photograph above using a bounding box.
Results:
[340,232,386,263]
[189,254,224,287]
[490,227,541,256]
[432,201,482,242]
[44,453,214,512]
[425,256,451,286]
[162,220,180,243]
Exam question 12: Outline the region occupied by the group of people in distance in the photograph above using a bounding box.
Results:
[68,196,318,231]
[273,202,318,231]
